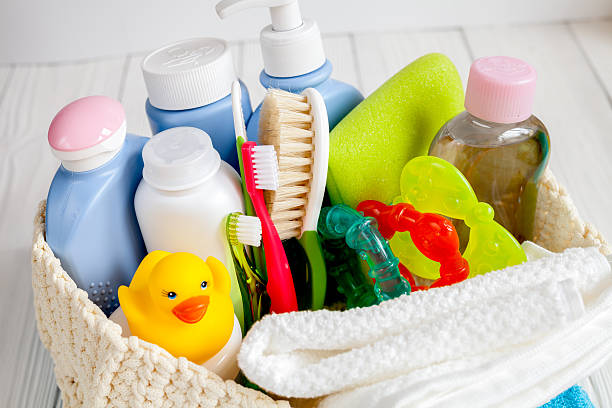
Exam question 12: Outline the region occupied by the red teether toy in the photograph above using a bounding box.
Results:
[357,200,470,290]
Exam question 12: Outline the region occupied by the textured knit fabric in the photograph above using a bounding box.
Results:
[242,247,606,374]
[533,170,610,255]
[540,386,595,408]
[31,202,289,408]
[31,169,610,407]
[317,248,612,408]
[239,278,584,398]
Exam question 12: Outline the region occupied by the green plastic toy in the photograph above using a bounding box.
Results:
[318,205,411,302]
[392,156,527,279]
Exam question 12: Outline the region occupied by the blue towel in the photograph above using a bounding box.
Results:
[540,385,594,408]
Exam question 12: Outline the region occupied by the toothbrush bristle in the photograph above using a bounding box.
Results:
[252,145,279,191]
[228,213,262,247]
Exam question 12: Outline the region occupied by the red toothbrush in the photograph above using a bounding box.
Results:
[241,141,297,313]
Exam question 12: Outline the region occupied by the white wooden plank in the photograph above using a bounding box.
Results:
[569,21,612,399]
[0,65,14,99]
[570,20,612,101]
[353,29,473,96]
[240,40,266,108]
[229,42,244,87]
[121,54,151,137]
[0,58,125,407]
[323,35,361,93]
[10,316,59,407]
[464,23,612,241]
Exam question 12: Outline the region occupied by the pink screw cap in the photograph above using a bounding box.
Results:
[464,56,537,124]
[48,95,126,152]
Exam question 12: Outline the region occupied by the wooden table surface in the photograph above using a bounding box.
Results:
[2,19,612,407]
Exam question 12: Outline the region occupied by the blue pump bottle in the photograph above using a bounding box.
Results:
[216,0,363,142]
[142,38,252,172]
[247,61,363,143]
[45,96,148,316]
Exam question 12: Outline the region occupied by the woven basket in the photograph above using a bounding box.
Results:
[31,169,610,408]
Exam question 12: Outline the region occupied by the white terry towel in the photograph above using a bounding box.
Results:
[318,247,612,408]
[238,247,609,399]
[322,282,612,407]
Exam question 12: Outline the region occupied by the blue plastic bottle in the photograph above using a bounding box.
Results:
[46,96,148,316]
[215,0,363,143]
[142,38,252,172]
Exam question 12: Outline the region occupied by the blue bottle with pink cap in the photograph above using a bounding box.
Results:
[45,95,148,316]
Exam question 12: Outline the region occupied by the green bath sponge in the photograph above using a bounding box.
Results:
[327,53,465,207]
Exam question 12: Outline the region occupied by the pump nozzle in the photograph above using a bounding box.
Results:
[216,0,302,31]
[215,0,325,77]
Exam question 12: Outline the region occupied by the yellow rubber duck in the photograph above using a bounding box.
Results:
[118,251,235,365]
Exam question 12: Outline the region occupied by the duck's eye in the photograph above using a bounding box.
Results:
[167,291,177,299]
[200,281,208,290]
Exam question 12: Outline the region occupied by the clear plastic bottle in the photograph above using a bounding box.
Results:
[429,56,550,247]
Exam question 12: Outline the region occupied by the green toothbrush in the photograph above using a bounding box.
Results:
[226,212,266,332]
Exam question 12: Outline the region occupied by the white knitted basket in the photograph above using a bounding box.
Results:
[31,169,610,408]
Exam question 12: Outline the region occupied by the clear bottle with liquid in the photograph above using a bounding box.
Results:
[429,56,550,247]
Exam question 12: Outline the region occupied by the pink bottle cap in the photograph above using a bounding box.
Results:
[48,95,126,152]
[464,56,537,124]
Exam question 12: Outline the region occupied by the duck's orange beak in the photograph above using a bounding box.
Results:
[172,295,209,324]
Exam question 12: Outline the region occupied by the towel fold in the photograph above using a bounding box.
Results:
[317,248,612,408]
[238,247,609,399]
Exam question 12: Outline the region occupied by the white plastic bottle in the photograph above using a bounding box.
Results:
[134,127,245,326]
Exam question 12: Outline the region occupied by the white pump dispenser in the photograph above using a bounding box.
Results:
[216,0,326,78]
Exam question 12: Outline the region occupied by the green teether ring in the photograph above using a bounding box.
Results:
[392,156,526,280]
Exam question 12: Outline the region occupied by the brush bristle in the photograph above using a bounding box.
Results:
[259,89,314,240]
[252,145,279,191]
[228,213,262,247]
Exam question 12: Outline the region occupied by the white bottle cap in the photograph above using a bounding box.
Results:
[216,0,326,78]
[142,127,221,191]
[142,38,237,111]
[54,122,126,172]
